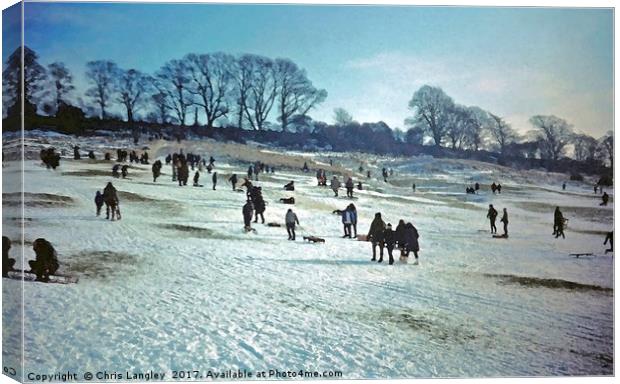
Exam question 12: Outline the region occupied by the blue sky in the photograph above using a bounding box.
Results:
[4,2,614,136]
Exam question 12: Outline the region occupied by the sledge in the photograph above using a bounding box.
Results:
[5,270,79,284]
[279,197,295,204]
[267,222,282,227]
[356,234,369,242]
[193,184,204,187]
[570,253,594,258]
[303,236,325,243]
[492,234,508,239]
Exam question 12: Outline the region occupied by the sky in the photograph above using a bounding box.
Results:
[2,2,614,136]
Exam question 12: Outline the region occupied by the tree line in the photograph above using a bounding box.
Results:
[1,46,613,173]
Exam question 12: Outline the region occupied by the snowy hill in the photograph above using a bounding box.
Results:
[2,133,614,378]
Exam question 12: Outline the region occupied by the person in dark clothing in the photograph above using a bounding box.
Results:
[209,156,215,167]
[383,224,396,265]
[285,209,300,240]
[103,182,119,221]
[121,164,129,179]
[349,203,358,237]
[604,231,613,253]
[212,172,217,190]
[152,160,162,182]
[252,188,266,224]
[112,164,121,178]
[104,152,111,161]
[412,183,416,192]
[367,170,371,179]
[554,207,565,239]
[345,177,354,198]
[28,238,59,282]
[491,182,497,194]
[94,191,104,216]
[500,208,509,237]
[395,219,406,256]
[601,192,609,206]
[3,236,15,277]
[242,200,254,231]
[474,182,480,191]
[594,185,598,194]
[562,182,566,191]
[403,223,420,261]
[88,150,96,160]
[367,212,386,262]
[193,171,201,187]
[178,160,189,186]
[341,206,353,238]
[497,184,502,194]
[73,145,81,160]
[487,204,498,234]
[302,162,309,173]
[248,165,253,179]
[357,182,363,190]
[165,154,172,165]
[284,181,295,191]
[229,174,238,190]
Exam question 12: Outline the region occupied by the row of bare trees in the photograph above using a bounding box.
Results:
[404,85,613,166]
[2,46,327,132]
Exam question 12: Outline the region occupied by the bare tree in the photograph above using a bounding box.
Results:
[487,113,518,155]
[115,68,150,124]
[406,85,455,147]
[462,106,490,151]
[230,54,254,129]
[243,55,277,130]
[405,126,425,145]
[47,62,74,112]
[85,60,119,120]
[529,115,574,161]
[186,52,234,129]
[274,58,327,131]
[597,131,613,168]
[154,60,193,126]
[2,46,46,114]
[572,133,598,161]
[445,105,470,149]
[333,107,354,126]
[150,91,169,124]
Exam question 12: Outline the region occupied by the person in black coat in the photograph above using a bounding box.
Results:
[94,191,104,216]
[229,174,238,191]
[383,223,396,265]
[367,212,386,262]
[403,223,420,260]
[3,236,15,277]
[554,207,565,239]
[242,200,254,231]
[487,204,498,234]
[28,238,59,282]
[212,172,217,190]
[395,219,406,255]
[193,171,201,187]
[152,160,162,182]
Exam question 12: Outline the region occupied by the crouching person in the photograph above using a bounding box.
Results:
[28,238,59,282]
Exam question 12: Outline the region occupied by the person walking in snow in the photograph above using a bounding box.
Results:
[367,212,386,262]
[601,192,609,206]
[349,203,358,238]
[229,174,238,191]
[152,160,162,182]
[242,199,254,232]
[553,207,566,239]
[212,172,217,190]
[285,208,300,241]
[121,164,129,179]
[247,165,253,180]
[94,191,104,216]
[383,223,396,265]
[331,176,341,197]
[487,204,498,234]
[341,206,353,238]
[395,219,406,256]
[193,171,201,187]
[500,208,509,237]
[403,222,420,261]
[103,182,119,221]
[345,177,354,198]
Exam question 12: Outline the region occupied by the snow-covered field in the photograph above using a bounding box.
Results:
[2,132,614,379]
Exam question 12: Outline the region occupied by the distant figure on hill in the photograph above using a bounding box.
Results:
[367,212,386,262]
[367,170,371,179]
[3,236,15,277]
[497,183,502,194]
[594,185,598,194]
[604,231,613,253]
[73,145,81,160]
[345,177,354,198]
[601,192,609,206]
[88,150,95,160]
[474,182,480,191]
[284,181,295,191]
[193,171,201,187]
[247,165,253,180]
[562,182,566,191]
[212,172,217,190]
[242,199,254,232]
[285,209,300,241]
[500,208,509,237]
[94,191,104,216]
[29,238,59,282]
[229,174,238,191]
[121,165,129,179]
[491,182,497,194]
[357,182,363,190]
[412,183,416,192]
[112,164,121,178]
[487,204,498,234]
[103,182,119,221]
[330,176,341,197]
[302,162,309,173]
[553,207,566,239]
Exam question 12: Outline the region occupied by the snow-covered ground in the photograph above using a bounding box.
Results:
[2,133,614,379]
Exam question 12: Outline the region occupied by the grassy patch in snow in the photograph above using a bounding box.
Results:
[485,274,613,293]
[515,201,613,223]
[64,250,139,280]
[3,192,75,208]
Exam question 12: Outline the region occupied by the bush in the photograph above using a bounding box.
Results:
[570,173,584,181]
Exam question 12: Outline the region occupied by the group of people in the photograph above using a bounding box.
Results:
[247,161,275,181]
[367,213,420,265]
[336,204,358,238]
[465,183,481,194]
[486,204,509,237]
[3,236,59,282]
[40,148,61,169]
[112,163,129,179]
[490,182,503,194]
[94,182,121,221]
